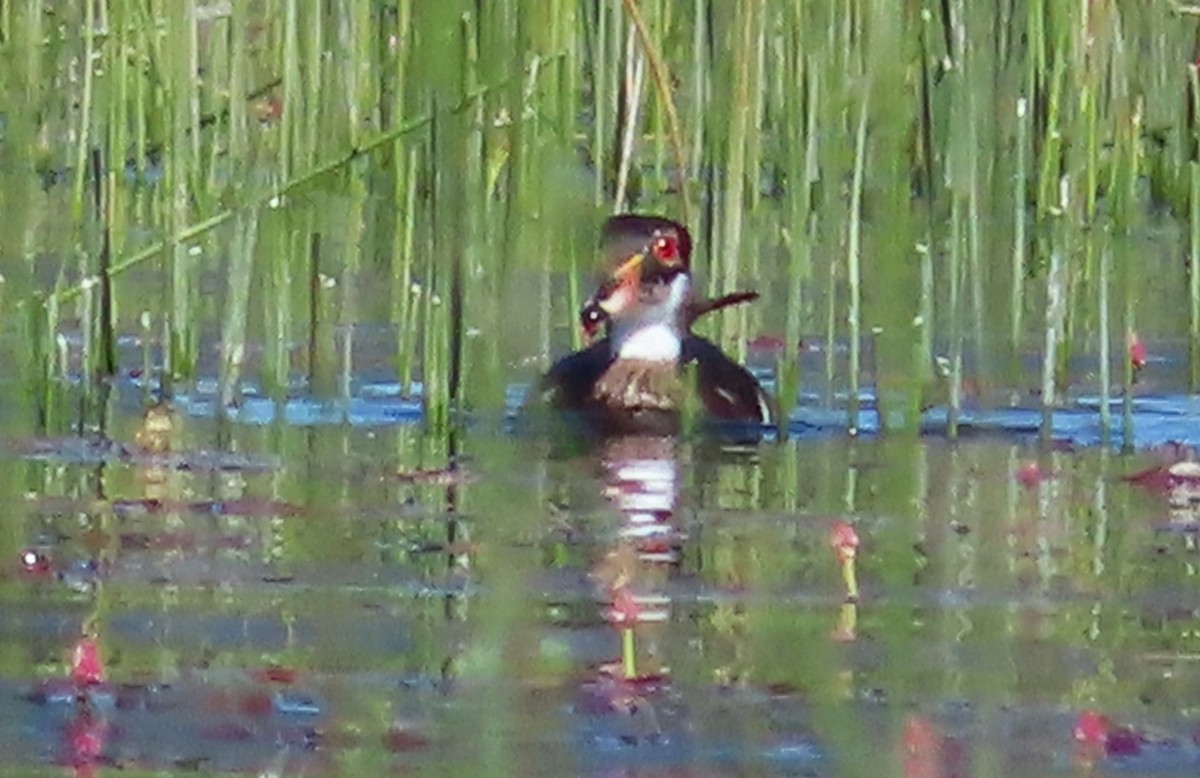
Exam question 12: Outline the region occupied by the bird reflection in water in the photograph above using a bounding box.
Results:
[577,434,682,748]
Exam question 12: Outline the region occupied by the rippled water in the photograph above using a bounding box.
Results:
[5,334,1200,778]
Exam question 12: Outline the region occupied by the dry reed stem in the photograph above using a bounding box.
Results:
[619,0,692,226]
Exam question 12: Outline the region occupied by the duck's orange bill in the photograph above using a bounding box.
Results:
[610,251,645,284]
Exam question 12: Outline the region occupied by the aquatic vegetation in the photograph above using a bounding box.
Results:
[4,4,1200,777]
[0,2,1196,441]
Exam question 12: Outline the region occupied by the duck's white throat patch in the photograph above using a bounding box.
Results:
[614,323,682,361]
[610,273,689,362]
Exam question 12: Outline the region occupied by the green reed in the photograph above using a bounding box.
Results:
[777,34,818,437]
[846,84,868,434]
[308,232,336,398]
[217,210,258,409]
[947,199,964,440]
[1040,244,1065,442]
[1098,241,1111,439]
[70,0,97,224]
[966,121,986,382]
[393,144,419,395]
[915,10,937,391]
[27,297,52,430]
[165,3,197,390]
[139,311,153,404]
[92,149,117,381]
[1191,64,1200,390]
[107,1,129,252]
[6,0,1200,440]
[942,0,969,439]
[258,212,290,400]
[1192,158,1200,392]
[716,0,756,354]
[823,242,838,410]
[279,0,299,178]
[1121,237,1136,453]
[1011,96,1029,365]
[612,29,644,214]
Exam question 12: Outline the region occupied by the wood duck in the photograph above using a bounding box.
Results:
[542,215,775,431]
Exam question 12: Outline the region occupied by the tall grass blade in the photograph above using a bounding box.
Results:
[218,211,259,410]
[846,82,869,435]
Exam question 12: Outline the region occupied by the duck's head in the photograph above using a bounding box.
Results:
[581,214,693,341]
[599,214,692,282]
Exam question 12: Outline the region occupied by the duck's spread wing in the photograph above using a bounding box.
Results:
[540,341,613,409]
[682,336,776,425]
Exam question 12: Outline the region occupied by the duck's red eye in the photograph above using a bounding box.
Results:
[652,235,679,263]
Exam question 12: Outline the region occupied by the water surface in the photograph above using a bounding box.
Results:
[3,355,1200,777]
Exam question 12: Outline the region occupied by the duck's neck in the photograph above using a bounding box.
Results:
[609,274,690,362]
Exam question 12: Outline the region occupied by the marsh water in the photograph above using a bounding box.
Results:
[8,2,1200,777]
[4,317,1200,778]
